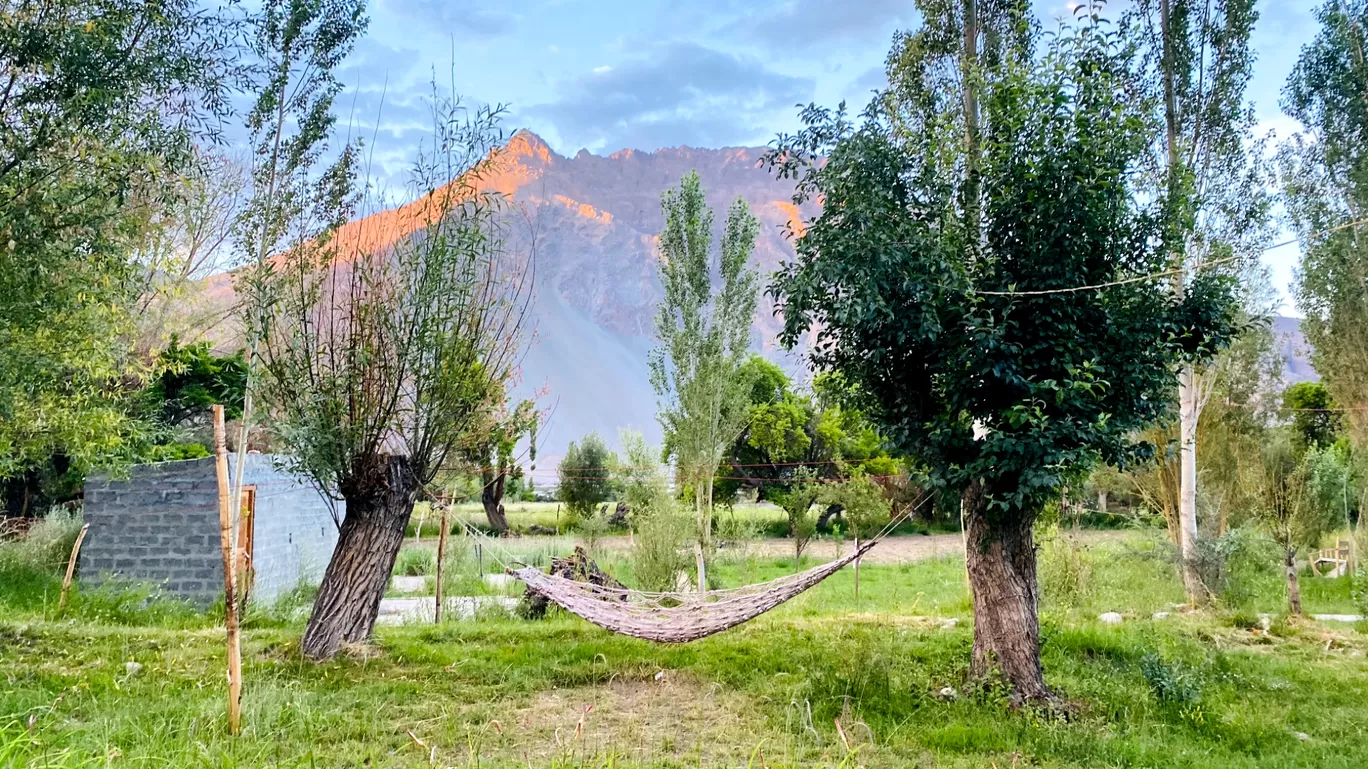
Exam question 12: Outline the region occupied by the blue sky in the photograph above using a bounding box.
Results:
[337,0,1319,313]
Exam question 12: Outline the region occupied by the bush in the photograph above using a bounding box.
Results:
[394,547,436,576]
[1139,652,1202,705]
[1039,527,1094,611]
[1200,526,1282,609]
[558,432,614,523]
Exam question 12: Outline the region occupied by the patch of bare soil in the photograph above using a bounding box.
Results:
[497,673,772,765]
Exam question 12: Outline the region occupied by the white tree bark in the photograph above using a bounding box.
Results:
[1178,365,1204,602]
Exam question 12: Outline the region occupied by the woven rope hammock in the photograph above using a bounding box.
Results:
[510,538,880,643]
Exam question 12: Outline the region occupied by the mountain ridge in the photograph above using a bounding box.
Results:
[196,130,1316,459]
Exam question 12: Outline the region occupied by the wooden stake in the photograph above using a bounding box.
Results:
[434,503,449,624]
[58,523,89,613]
[213,405,242,736]
[853,535,860,598]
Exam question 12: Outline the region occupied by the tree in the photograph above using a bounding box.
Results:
[774,467,820,568]
[1248,432,1338,614]
[1284,381,1342,451]
[558,432,614,524]
[0,0,236,490]
[766,5,1238,700]
[818,473,890,596]
[650,171,759,590]
[145,338,248,430]
[461,397,537,533]
[255,92,525,660]
[1281,1,1368,516]
[1126,0,1270,603]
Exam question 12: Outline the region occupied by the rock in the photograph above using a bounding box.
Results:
[936,686,959,701]
[1098,612,1124,625]
[938,618,959,630]
[526,525,557,536]
[124,661,142,676]
[1152,612,1170,620]
[1294,731,1310,742]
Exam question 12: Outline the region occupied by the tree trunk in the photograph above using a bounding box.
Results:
[963,482,1052,703]
[1097,490,1108,515]
[1285,547,1303,616]
[302,455,418,660]
[1178,366,1204,603]
[481,468,509,533]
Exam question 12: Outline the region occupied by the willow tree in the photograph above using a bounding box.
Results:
[767,4,1238,701]
[650,171,759,590]
[1127,0,1270,603]
[1282,0,1368,497]
[257,97,527,660]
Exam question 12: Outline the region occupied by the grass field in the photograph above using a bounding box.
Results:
[2,522,1367,768]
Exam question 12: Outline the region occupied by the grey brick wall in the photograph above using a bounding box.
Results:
[82,454,343,606]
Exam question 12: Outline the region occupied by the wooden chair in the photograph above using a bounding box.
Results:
[1310,540,1353,578]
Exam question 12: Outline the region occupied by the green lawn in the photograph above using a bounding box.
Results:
[2,529,1366,768]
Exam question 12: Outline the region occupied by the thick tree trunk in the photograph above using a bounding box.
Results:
[302,455,418,660]
[481,468,509,533]
[1178,366,1205,603]
[963,482,1052,703]
[1285,547,1303,616]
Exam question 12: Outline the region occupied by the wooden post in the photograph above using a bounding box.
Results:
[213,405,242,736]
[58,523,89,613]
[434,503,449,624]
[853,535,860,598]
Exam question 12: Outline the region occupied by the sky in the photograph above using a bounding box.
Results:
[334,0,1322,314]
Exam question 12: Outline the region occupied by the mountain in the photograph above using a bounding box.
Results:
[476,132,817,456]
[1273,315,1318,385]
[196,130,1318,461]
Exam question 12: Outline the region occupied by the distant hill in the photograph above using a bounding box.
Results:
[193,131,1320,463]
[1273,315,1317,385]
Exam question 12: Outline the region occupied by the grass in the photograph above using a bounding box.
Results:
[2,526,1367,767]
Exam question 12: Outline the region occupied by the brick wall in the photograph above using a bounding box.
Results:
[82,455,343,606]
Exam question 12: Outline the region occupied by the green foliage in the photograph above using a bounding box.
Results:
[144,337,248,427]
[558,432,614,523]
[0,0,236,480]
[1284,381,1341,451]
[1139,653,1203,706]
[1039,527,1095,611]
[256,94,520,501]
[650,171,759,533]
[1247,431,1341,555]
[393,547,436,577]
[773,467,820,566]
[766,11,1240,523]
[818,474,890,540]
[1282,1,1368,487]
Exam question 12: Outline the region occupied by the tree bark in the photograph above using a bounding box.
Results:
[1285,547,1303,616]
[1178,366,1205,603]
[481,468,509,533]
[963,481,1052,703]
[302,455,418,660]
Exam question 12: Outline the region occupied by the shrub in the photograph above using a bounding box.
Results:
[1139,653,1202,705]
[394,547,435,576]
[558,432,614,524]
[1039,527,1094,611]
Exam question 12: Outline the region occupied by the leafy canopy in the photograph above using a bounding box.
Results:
[766,10,1240,514]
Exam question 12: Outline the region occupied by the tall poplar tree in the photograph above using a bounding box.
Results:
[1282,1,1368,487]
[1128,0,1270,603]
[650,171,759,590]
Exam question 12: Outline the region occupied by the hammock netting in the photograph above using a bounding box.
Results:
[510,539,879,643]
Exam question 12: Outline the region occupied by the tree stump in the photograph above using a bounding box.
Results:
[518,546,625,619]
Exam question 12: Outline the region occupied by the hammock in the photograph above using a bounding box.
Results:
[510,538,880,643]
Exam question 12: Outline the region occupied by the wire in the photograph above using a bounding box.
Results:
[971,216,1368,298]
